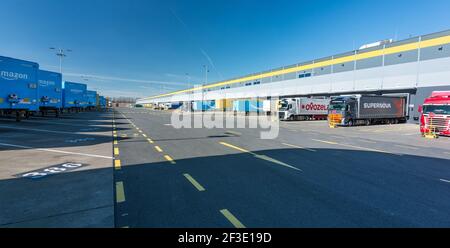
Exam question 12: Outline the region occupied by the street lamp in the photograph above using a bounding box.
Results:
[49,47,72,74]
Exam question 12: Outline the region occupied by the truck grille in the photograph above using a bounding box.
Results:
[426,117,449,131]
[279,112,285,119]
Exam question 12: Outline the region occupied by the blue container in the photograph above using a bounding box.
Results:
[99,96,106,108]
[0,56,39,111]
[63,82,87,108]
[38,70,62,109]
[193,100,215,111]
[233,100,262,112]
[86,90,97,107]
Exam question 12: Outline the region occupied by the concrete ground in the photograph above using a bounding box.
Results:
[1,107,450,227]
[113,108,450,228]
[0,111,114,227]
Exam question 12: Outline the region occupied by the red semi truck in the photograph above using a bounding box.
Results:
[420,91,450,137]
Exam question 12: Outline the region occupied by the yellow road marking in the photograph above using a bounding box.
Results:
[114,147,120,156]
[139,130,143,133]
[311,139,338,145]
[220,209,245,228]
[155,146,163,152]
[147,138,154,144]
[282,143,316,152]
[114,140,118,145]
[113,130,117,134]
[113,134,117,138]
[219,142,250,153]
[219,142,300,171]
[142,133,147,138]
[183,174,205,191]
[114,160,122,170]
[164,155,176,164]
[116,182,126,203]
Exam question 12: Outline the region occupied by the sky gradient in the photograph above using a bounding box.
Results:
[1,0,449,98]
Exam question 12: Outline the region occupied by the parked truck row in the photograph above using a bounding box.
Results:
[0,55,108,121]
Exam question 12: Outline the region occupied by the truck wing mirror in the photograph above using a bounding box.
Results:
[418,105,422,113]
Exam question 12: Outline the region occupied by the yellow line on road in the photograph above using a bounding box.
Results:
[139,130,143,133]
[282,143,316,152]
[219,142,300,171]
[142,133,147,138]
[183,174,205,191]
[147,138,154,144]
[113,134,117,138]
[114,147,120,156]
[219,142,250,153]
[116,182,126,203]
[155,146,163,152]
[220,209,245,228]
[164,155,176,164]
[114,140,118,145]
[113,130,117,134]
[114,160,122,170]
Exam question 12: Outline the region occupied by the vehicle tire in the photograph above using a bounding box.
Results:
[348,120,353,126]
[365,119,371,126]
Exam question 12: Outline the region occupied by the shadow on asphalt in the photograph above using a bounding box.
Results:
[2,146,449,227]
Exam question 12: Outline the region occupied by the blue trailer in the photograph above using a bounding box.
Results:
[193,100,215,111]
[86,90,97,110]
[233,99,262,114]
[63,81,87,112]
[38,70,62,117]
[0,56,39,121]
[99,96,107,109]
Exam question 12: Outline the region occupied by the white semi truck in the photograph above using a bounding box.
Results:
[278,98,330,121]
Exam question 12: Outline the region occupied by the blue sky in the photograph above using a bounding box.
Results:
[1,0,449,98]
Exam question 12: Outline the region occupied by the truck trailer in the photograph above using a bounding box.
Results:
[85,90,97,111]
[0,56,39,121]
[328,95,407,126]
[420,91,450,137]
[63,82,87,112]
[279,98,330,121]
[38,70,62,117]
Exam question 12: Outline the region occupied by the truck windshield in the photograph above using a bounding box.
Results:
[329,103,346,111]
[423,105,450,115]
[280,102,288,110]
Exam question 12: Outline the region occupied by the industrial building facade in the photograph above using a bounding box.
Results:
[138,29,450,122]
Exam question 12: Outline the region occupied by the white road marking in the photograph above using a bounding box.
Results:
[0,125,91,135]
[0,142,113,159]
[439,179,450,183]
[282,143,316,152]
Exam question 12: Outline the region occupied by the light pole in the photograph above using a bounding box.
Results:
[50,47,72,74]
[202,65,209,110]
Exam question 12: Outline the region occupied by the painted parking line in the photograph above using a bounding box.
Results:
[114,160,122,170]
[394,144,419,150]
[164,155,176,164]
[0,142,113,159]
[155,146,163,152]
[311,139,394,154]
[183,174,205,191]
[439,179,450,183]
[219,142,301,171]
[0,125,94,135]
[116,182,126,203]
[220,209,245,228]
[282,143,316,152]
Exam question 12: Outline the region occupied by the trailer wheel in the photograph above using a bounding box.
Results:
[15,111,21,122]
[348,120,354,126]
[365,120,371,126]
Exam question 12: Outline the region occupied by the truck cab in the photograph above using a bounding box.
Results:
[328,96,357,126]
[278,99,296,120]
[420,91,450,137]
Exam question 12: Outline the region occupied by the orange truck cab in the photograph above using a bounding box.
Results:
[420,91,450,137]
